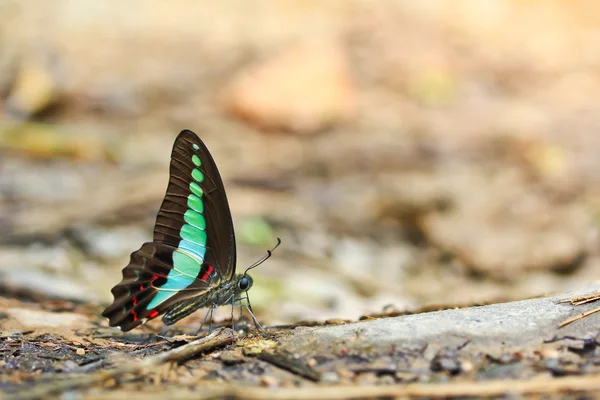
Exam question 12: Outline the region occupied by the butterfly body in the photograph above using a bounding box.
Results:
[102,130,257,332]
[162,273,253,325]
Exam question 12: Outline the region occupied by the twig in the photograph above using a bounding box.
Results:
[258,349,321,382]
[559,305,600,327]
[559,292,600,306]
[7,328,235,400]
[559,291,600,327]
[81,373,600,400]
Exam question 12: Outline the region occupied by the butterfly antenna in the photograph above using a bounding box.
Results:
[244,237,281,275]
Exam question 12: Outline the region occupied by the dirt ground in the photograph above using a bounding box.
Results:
[2,1,600,398]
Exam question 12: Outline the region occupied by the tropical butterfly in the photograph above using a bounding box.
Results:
[102,130,278,332]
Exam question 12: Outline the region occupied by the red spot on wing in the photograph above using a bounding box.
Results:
[200,264,214,282]
[141,275,159,293]
[131,296,138,321]
[147,310,159,319]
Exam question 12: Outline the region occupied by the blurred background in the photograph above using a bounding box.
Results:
[1,0,600,328]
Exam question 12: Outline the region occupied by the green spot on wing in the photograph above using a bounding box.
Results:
[180,224,207,245]
[190,182,203,197]
[192,154,201,166]
[193,143,200,151]
[184,209,206,230]
[192,168,204,182]
[187,194,204,213]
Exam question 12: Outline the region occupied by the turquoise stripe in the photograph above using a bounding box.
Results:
[179,240,206,260]
[147,144,210,311]
[172,250,202,276]
[180,224,207,244]
[184,209,206,230]
[147,251,201,309]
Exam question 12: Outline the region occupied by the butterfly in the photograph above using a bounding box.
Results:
[102,129,278,332]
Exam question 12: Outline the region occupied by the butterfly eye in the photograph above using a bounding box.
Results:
[238,276,251,291]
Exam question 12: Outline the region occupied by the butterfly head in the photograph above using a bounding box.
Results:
[238,274,253,292]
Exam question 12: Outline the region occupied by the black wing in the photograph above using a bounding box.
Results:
[154,129,236,280]
[102,130,236,331]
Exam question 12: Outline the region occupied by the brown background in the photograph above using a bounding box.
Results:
[1,0,600,328]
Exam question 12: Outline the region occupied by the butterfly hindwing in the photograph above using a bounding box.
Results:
[102,130,237,331]
[102,243,221,331]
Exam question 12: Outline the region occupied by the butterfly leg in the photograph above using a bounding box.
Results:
[228,302,247,331]
[208,305,215,332]
[240,295,266,334]
[233,296,249,329]
[231,295,264,333]
[230,295,236,331]
[196,305,215,335]
[244,303,266,334]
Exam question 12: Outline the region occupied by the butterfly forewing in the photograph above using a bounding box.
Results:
[154,130,236,279]
[102,130,237,331]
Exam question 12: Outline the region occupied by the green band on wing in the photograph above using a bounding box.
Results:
[187,194,204,213]
[190,182,203,197]
[146,251,201,309]
[180,224,207,245]
[184,209,206,230]
[148,142,210,311]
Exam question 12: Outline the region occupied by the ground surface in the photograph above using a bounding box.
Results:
[2,286,600,399]
[2,1,600,399]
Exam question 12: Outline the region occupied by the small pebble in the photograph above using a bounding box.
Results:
[260,376,280,388]
[336,368,355,379]
[461,360,473,373]
[220,350,245,365]
[319,371,340,383]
